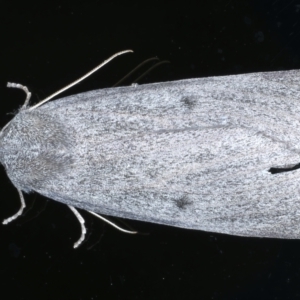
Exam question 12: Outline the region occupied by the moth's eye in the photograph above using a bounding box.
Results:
[268,163,300,174]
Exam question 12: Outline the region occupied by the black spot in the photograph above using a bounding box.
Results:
[175,195,193,209]
[180,97,196,109]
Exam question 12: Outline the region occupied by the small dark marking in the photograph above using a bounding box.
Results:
[174,195,193,209]
[180,96,197,109]
[269,163,300,174]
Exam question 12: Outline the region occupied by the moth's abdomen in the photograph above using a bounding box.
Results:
[0,110,75,192]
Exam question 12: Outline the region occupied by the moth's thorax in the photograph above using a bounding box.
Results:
[0,110,74,192]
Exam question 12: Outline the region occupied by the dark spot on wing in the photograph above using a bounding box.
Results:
[174,195,193,209]
[180,96,197,109]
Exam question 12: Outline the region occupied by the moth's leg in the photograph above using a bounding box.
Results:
[1,83,32,133]
[68,205,87,248]
[3,189,26,224]
[7,82,32,108]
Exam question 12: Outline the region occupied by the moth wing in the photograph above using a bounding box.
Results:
[32,70,300,239]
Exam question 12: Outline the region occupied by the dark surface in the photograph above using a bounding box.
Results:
[1,1,300,299]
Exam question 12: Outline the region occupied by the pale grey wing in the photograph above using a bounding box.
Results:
[33,70,300,239]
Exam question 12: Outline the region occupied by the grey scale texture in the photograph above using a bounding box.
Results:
[1,70,300,238]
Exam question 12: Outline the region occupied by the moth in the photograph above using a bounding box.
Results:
[2,50,300,247]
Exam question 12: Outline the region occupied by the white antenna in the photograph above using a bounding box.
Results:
[29,49,133,110]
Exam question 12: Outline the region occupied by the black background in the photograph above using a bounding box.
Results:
[1,1,300,299]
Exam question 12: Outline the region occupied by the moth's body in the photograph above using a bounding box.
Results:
[1,70,300,240]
